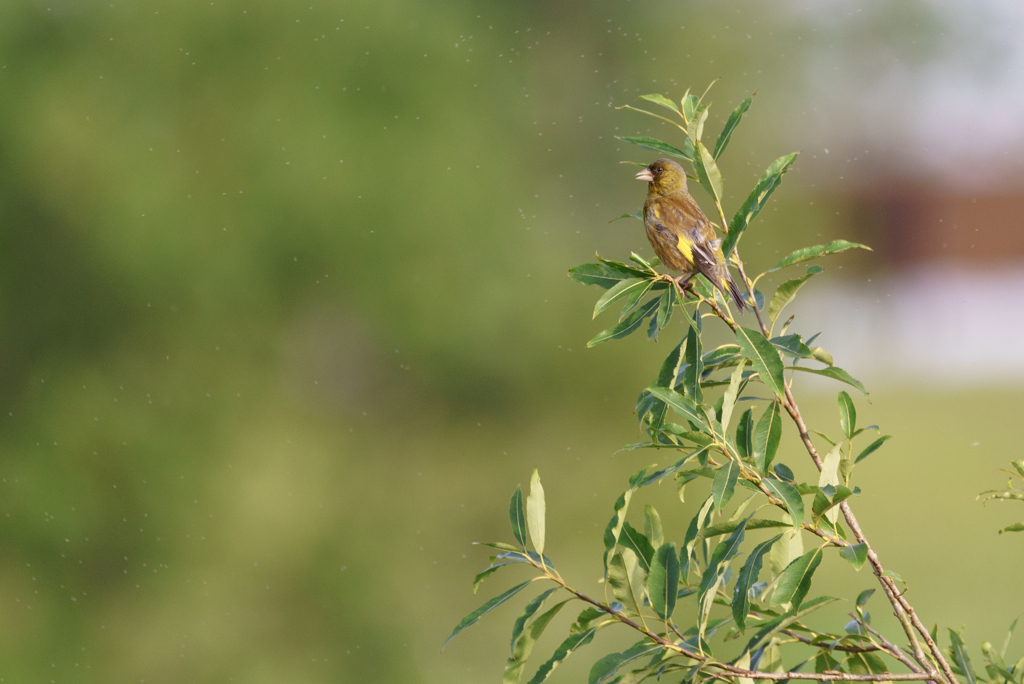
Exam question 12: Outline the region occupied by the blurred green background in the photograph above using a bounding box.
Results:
[1,1,1021,682]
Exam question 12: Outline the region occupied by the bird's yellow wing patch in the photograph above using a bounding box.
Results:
[675,234,694,262]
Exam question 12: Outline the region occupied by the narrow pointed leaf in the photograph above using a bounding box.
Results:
[656,339,686,388]
[444,580,533,648]
[713,95,753,160]
[770,240,872,272]
[587,297,661,347]
[510,485,527,547]
[723,153,799,260]
[680,496,716,578]
[639,93,684,115]
[570,261,640,289]
[736,327,787,399]
[647,386,707,430]
[856,435,891,463]
[733,534,783,631]
[839,543,868,571]
[949,629,977,684]
[527,469,546,557]
[771,547,824,610]
[603,485,636,579]
[753,403,782,474]
[721,359,747,432]
[768,266,823,324]
[619,522,655,575]
[763,478,804,529]
[694,140,724,205]
[527,627,598,684]
[616,136,692,161]
[644,505,664,548]
[510,589,560,654]
[608,549,646,616]
[736,408,754,460]
[589,640,663,684]
[712,460,740,513]
[649,542,680,619]
[593,278,651,319]
[838,392,856,439]
[682,309,704,402]
[505,599,570,683]
[788,366,868,395]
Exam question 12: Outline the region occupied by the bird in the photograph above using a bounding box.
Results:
[635,158,748,311]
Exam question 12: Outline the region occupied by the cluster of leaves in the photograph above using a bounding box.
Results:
[446,87,1021,684]
[977,461,1024,534]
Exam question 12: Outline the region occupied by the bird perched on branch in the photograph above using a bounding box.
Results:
[635,158,747,311]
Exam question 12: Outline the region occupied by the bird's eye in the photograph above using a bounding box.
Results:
[654,166,663,173]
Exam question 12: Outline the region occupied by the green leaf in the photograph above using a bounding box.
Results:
[510,588,560,654]
[527,469,546,557]
[736,408,754,460]
[656,339,686,389]
[768,266,823,325]
[655,288,674,330]
[713,95,754,160]
[949,629,978,684]
[444,580,533,648]
[569,261,639,289]
[505,598,570,684]
[763,478,805,529]
[639,93,684,115]
[999,522,1024,534]
[856,435,891,463]
[473,563,503,595]
[608,549,646,617]
[770,239,872,272]
[733,534,783,631]
[609,210,643,223]
[527,627,598,684]
[788,366,868,395]
[846,651,888,676]
[649,542,680,620]
[510,485,527,547]
[743,596,838,654]
[647,386,707,431]
[698,515,751,639]
[839,543,868,571]
[723,152,799,260]
[694,140,724,205]
[701,518,790,538]
[682,309,704,402]
[587,296,661,347]
[589,640,663,684]
[593,278,651,319]
[721,359,748,432]
[603,480,638,578]
[753,403,782,474]
[619,522,655,575]
[712,460,740,513]
[735,327,787,399]
[838,392,857,439]
[616,136,692,161]
[618,282,658,322]
[771,547,824,610]
[680,496,716,579]
[644,505,664,549]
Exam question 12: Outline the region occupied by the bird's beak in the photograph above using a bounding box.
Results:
[635,168,654,182]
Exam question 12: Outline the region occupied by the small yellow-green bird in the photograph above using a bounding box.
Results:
[635,158,747,311]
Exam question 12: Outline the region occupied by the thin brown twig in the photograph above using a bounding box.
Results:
[850,612,928,675]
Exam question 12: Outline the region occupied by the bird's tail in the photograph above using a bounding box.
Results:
[724,274,749,312]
